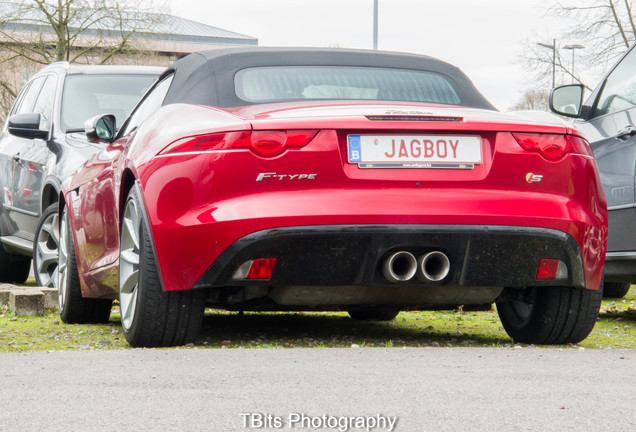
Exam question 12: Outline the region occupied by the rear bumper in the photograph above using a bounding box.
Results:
[144,185,605,293]
[194,224,586,290]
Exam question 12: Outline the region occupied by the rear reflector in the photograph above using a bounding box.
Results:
[536,258,568,280]
[233,258,278,280]
[512,133,592,160]
[160,130,318,157]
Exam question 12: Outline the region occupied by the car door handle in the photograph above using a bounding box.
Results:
[616,125,636,140]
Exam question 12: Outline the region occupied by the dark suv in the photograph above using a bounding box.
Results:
[550,45,636,297]
[0,62,161,286]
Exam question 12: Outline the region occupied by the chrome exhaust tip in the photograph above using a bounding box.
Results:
[417,251,450,282]
[382,251,417,283]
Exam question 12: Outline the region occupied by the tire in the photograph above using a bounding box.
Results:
[348,309,400,321]
[496,286,602,345]
[57,206,112,323]
[119,185,204,348]
[0,242,31,284]
[602,281,631,298]
[33,203,59,288]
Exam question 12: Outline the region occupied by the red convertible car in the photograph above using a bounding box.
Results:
[58,48,607,347]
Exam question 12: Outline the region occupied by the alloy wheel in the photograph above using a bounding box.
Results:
[497,287,537,329]
[57,208,69,310]
[505,300,534,328]
[119,197,141,331]
[34,210,59,288]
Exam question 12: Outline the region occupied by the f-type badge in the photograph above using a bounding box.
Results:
[256,172,317,181]
[526,173,543,183]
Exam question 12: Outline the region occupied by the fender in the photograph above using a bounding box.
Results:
[41,175,61,213]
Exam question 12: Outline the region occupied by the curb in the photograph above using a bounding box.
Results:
[0,284,57,316]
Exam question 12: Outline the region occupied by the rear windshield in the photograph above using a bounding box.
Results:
[61,74,157,132]
[235,66,461,105]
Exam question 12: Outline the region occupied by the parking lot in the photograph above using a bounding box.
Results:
[1,347,635,431]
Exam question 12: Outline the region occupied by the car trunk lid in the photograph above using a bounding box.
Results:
[229,102,571,183]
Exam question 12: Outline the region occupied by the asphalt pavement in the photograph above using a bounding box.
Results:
[0,347,634,432]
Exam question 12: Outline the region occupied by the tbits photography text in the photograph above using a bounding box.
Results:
[239,413,399,431]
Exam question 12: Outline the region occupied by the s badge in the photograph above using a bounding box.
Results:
[526,173,543,183]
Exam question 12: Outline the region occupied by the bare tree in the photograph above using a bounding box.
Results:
[509,89,551,111]
[0,0,164,115]
[524,0,636,90]
[553,0,635,64]
[526,40,592,90]
[0,1,163,64]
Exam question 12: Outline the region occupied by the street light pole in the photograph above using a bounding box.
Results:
[563,44,585,83]
[537,39,556,88]
[373,0,378,50]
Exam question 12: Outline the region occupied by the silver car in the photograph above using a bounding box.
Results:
[550,45,636,298]
[0,63,161,286]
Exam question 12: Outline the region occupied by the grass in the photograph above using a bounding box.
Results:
[0,286,634,352]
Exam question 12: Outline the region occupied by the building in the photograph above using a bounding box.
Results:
[141,13,258,60]
[0,2,258,116]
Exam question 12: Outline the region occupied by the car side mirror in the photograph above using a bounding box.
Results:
[85,114,116,143]
[7,113,48,139]
[549,84,585,118]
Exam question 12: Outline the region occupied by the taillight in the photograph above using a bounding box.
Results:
[160,130,318,157]
[512,133,592,160]
[251,131,286,156]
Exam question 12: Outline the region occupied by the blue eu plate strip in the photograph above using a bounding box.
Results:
[348,135,361,162]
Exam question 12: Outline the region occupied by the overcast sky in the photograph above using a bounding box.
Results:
[168,0,601,111]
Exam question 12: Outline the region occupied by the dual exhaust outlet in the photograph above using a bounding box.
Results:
[382,251,450,283]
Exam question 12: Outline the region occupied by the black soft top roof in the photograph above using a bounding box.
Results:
[162,47,496,110]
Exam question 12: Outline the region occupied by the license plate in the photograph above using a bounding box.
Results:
[347,134,482,169]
